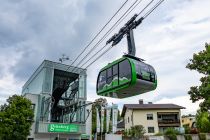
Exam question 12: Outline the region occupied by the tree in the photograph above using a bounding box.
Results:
[195,110,210,133]
[130,125,146,138]
[117,109,122,121]
[0,95,34,140]
[91,98,108,134]
[186,43,210,111]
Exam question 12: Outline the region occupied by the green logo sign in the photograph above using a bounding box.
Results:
[81,134,90,139]
[48,124,79,133]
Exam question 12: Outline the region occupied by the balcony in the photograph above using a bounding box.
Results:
[36,121,86,134]
[158,120,181,127]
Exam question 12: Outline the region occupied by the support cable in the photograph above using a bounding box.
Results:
[71,0,141,72]
[65,0,129,72]
[143,0,164,19]
[78,0,165,70]
[79,0,155,68]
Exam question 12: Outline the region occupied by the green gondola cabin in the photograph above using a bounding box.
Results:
[96,55,157,98]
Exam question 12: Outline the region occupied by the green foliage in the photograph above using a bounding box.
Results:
[164,128,179,140]
[154,132,163,136]
[117,109,122,121]
[196,110,210,133]
[0,95,34,140]
[184,125,191,134]
[184,135,192,140]
[124,129,129,137]
[130,125,146,138]
[91,98,108,134]
[186,43,210,111]
[199,133,206,140]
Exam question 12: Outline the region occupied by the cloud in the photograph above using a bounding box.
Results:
[0,0,209,116]
[155,96,202,115]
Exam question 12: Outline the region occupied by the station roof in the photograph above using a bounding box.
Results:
[121,103,185,117]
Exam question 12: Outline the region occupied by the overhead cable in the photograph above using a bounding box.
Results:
[72,0,141,72]
[65,0,129,72]
[79,0,165,70]
[79,0,156,68]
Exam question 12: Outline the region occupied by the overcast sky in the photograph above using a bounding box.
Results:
[0,0,209,115]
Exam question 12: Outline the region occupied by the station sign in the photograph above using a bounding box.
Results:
[48,124,79,133]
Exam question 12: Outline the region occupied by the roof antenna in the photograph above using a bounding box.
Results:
[59,54,70,63]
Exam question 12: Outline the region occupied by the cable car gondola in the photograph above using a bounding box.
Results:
[96,14,157,98]
[96,55,157,98]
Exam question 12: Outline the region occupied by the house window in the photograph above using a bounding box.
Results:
[128,117,130,123]
[148,127,155,133]
[147,114,153,120]
[158,115,162,119]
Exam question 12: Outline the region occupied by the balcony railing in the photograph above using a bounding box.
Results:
[158,120,180,127]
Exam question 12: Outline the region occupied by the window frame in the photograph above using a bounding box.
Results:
[97,70,107,91]
[148,127,155,133]
[112,64,119,86]
[147,114,153,120]
[97,58,133,93]
[106,67,113,86]
[119,59,132,85]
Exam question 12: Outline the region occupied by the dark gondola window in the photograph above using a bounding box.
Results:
[107,67,112,86]
[148,66,155,82]
[119,60,131,85]
[112,64,119,87]
[98,70,106,91]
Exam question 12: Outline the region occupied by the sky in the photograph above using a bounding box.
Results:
[0,0,209,115]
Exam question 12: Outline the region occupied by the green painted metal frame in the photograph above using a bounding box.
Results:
[97,56,138,96]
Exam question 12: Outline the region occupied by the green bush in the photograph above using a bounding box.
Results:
[184,126,191,134]
[164,128,180,135]
[164,128,180,140]
[199,133,206,140]
[184,135,192,140]
[154,132,163,136]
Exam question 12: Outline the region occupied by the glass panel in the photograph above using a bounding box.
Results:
[113,64,118,75]
[149,66,156,82]
[22,68,45,94]
[147,114,153,120]
[113,64,118,87]
[140,63,150,81]
[134,60,154,82]
[119,60,131,85]
[79,75,86,98]
[107,68,112,78]
[148,127,155,133]
[107,68,113,88]
[98,71,106,91]
[43,67,53,93]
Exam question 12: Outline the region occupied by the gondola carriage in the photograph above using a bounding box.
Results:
[96,54,157,98]
[96,14,157,98]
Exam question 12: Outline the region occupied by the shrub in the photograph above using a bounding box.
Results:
[184,126,191,134]
[130,125,146,138]
[164,128,180,135]
[199,133,206,140]
[184,134,192,140]
[164,128,180,140]
[154,132,163,136]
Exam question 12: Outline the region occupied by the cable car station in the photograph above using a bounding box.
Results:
[22,60,91,140]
